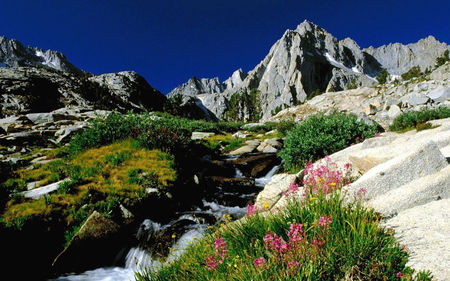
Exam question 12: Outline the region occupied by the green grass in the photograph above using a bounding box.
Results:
[136,193,431,280]
[0,139,177,244]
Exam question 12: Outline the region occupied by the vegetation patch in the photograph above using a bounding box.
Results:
[278,111,379,171]
[0,139,176,244]
[389,107,450,132]
[136,158,431,281]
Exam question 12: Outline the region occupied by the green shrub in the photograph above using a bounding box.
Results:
[389,107,450,132]
[376,68,390,84]
[346,78,358,90]
[278,112,378,171]
[70,111,140,151]
[401,66,423,81]
[133,118,192,155]
[275,119,297,137]
[435,50,450,68]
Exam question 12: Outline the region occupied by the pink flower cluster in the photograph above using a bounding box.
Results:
[318,215,332,230]
[282,182,300,199]
[246,203,257,216]
[303,156,352,195]
[254,217,331,277]
[205,236,228,270]
[253,257,266,268]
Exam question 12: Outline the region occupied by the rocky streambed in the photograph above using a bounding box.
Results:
[0,118,283,280]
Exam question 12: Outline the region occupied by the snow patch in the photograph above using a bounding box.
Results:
[35,50,58,67]
[325,52,347,69]
[351,66,361,74]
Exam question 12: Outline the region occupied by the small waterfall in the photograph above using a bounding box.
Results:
[255,165,280,187]
[234,168,244,178]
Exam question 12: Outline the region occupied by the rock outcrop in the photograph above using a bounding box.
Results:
[364,36,449,75]
[269,62,450,130]
[255,117,450,280]
[0,67,166,117]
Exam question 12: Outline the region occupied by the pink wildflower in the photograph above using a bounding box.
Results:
[206,255,217,270]
[287,260,299,269]
[246,203,257,216]
[264,233,287,257]
[396,271,404,278]
[288,223,304,243]
[214,237,228,261]
[253,257,266,267]
[318,216,332,229]
[357,187,367,197]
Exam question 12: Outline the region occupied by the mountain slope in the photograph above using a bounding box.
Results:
[169,20,450,121]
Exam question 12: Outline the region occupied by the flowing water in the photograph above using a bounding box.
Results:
[51,161,279,281]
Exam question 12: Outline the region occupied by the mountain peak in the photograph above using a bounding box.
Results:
[0,36,83,74]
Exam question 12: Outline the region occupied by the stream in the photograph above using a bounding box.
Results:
[51,157,280,281]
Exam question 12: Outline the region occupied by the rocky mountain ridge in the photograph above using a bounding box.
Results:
[0,36,166,117]
[0,36,83,74]
[169,20,450,121]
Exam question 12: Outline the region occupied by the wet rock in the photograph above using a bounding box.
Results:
[52,211,124,273]
[228,153,281,178]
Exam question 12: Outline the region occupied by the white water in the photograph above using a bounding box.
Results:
[255,165,280,187]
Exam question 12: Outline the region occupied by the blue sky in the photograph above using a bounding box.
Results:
[1,0,449,94]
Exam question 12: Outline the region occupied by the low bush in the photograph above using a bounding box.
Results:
[389,107,450,132]
[278,112,379,171]
[401,66,423,81]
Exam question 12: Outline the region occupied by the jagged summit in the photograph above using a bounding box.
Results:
[168,20,450,121]
[0,36,83,74]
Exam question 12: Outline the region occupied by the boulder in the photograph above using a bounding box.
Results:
[228,153,281,178]
[427,86,450,103]
[233,131,251,139]
[368,165,450,218]
[26,113,78,124]
[55,125,86,143]
[343,141,448,202]
[254,172,300,210]
[228,144,258,156]
[191,132,215,140]
[52,211,125,273]
[382,198,450,281]
[21,179,71,200]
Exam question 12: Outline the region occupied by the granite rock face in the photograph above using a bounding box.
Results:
[364,36,449,75]
[0,67,165,116]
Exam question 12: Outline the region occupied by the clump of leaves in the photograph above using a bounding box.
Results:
[278,111,379,171]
